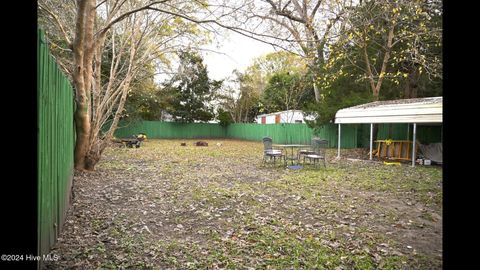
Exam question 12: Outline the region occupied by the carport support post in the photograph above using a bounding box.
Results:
[412,123,417,167]
[369,123,373,160]
[337,124,341,158]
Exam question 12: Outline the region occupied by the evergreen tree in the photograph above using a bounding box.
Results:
[164,51,222,123]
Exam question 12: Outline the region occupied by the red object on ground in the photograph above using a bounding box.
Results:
[195,141,208,146]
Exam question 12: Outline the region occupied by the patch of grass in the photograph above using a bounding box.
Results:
[304,161,443,207]
[54,139,442,269]
[206,223,400,269]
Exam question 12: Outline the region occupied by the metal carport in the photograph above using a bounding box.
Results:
[334,97,443,167]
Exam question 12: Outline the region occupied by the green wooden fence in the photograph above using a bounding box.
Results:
[226,123,360,148]
[115,121,362,148]
[38,29,74,268]
[115,121,227,139]
[376,123,442,143]
[115,120,441,148]
[226,123,314,145]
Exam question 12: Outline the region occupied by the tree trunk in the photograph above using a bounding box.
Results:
[363,20,395,102]
[313,82,320,102]
[74,102,91,170]
[309,61,321,102]
[72,0,95,171]
[85,145,103,171]
[404,66,419,98]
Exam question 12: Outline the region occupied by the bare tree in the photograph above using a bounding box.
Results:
[217,71,262,123]
[39,0,215,170]
[204,0,354,102]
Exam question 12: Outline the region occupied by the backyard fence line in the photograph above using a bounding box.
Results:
[114,121,227,139]
[114,121,361,148]
[38,29,74,269]
[114,121,441,148]
[226,123,359,148]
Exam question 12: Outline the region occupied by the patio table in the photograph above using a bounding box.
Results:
[273,144,310,166]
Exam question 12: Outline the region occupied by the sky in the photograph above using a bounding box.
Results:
[202,31,277,81]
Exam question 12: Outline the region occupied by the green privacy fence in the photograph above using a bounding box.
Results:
[376,123,442,144]
[226,123,359,148]
[115,120,441,148]
[38,29,74,268]
[115,121,361,148]
[226,123,314,145]
[316,124,360,148]
[355,123,442,148]
[115,121,227,139]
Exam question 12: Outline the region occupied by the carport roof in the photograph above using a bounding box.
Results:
[334,96,442,124]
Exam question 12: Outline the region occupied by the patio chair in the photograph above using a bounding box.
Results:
[303,139,328,168]
[298,137,321,160]
[262,137,285,165]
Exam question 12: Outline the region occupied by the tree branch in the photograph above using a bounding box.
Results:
[38,3,72,45]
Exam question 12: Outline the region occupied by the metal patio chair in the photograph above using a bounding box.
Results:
[303,139,328,168]
[298,137,321,160]
[262,137,285,165]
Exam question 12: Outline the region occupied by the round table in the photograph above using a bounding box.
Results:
[273,144,311,165]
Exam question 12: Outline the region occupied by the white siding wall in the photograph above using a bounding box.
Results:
[266,115,276,124]
[256,110,308,124]
[281,111,304,123]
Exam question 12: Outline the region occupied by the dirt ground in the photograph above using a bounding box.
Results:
[45,139,442,269]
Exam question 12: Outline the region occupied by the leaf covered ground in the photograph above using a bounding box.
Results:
[46,139,442,269]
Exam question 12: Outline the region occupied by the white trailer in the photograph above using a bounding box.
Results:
[256,110,309,124]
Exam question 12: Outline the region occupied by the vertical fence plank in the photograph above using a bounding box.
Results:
[37,29,74,269]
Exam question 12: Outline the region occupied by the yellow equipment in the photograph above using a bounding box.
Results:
[383,161,401,166]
